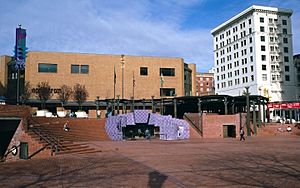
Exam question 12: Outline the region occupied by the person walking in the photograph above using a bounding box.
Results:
[240,127,245,141]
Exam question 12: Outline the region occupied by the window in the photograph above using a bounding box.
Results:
[283,38,288,43]
[285,66,289,72]
[269,27,273,32]
[251,75,254,81]
[262,64,267,70]
[283,28,287,34]
[249,28,252,34]
[260,17,264,23]
[260,26,265,32]
[160,88,176,96]
[282,20,287,25]
[261,45,266,51]
[160,68,175,76]
[269,18,273,23]
[80,65,89,74]
[250,47,253,53]
[262,74,267,81]
[140,67,148,76]
[261,55,266,61]
[38,63,57,73]
[285,75,290,81]
[284,47,288,53]
[271,65,275,71]
[272,74,276,81]
[248,19,251,24]
[71,64,89,74]
[260,36,265,41]
[249,37,252,43]
[71,64,79,73]
[284,56,289,62]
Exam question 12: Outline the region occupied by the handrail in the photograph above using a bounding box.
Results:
[183,113,203,136]
[30,127,60,155]
[1,145,20,162]
[28,117,61,156]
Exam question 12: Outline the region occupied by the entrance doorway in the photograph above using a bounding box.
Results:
[123,124,154,140]
[223,125,236,138]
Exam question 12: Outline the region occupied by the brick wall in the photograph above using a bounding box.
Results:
[5,119,52,162]
[202,113,246,138]
[25,52,196,100]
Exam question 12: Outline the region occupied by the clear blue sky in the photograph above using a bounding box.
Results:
[0,0,299,72]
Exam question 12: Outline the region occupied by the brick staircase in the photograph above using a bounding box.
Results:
[183,113,203,138]
[28,117,110,156]
[257,123,300,136]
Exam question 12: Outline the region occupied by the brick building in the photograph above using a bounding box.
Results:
[196,72,214,96]
[1,51,196,107]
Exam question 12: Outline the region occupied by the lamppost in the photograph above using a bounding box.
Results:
[245,86,251,136]
[95,96,100,118]
[121,54,125,99]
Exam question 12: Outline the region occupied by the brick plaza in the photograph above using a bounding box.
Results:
[0,136,299,187]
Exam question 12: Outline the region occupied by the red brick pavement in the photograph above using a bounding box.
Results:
[1,136,299,187]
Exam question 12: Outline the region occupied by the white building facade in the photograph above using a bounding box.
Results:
[211,5,297,102]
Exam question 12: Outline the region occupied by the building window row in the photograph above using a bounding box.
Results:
[38,63,57,73]
[71,64,89,74]
[160,68,175,76]
[160,88,176,96]
[241,49,247,56]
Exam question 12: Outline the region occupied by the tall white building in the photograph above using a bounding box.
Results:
[211,5,297,102]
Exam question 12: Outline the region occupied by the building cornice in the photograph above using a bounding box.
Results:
[211,5,293,35]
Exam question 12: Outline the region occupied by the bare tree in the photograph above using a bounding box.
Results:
[73,83,89,111]
[57,85,72,110]
[20,81,32,105]
[36,82,53,109]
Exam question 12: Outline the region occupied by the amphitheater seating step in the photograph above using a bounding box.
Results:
[27,117,110,157]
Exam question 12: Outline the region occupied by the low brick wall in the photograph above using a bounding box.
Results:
[202,113,246,138]
[184,113,247,138]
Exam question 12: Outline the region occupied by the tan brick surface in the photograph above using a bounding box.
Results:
[25,52,196,101]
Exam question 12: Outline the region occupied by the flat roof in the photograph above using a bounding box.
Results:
[27,51,184,61]
[211,5,293,35]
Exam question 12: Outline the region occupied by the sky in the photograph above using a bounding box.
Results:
[0,0,299,72]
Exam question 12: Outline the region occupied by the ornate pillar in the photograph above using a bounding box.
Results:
[173,98,177,118]
[151,96,154,113]
[258,98,262,128]
[245,86,251,136]
[224,96,228,115]
[197,98,203,136]
[117,95,120,115]
[252,101,257,135]
[142,98,146,110]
